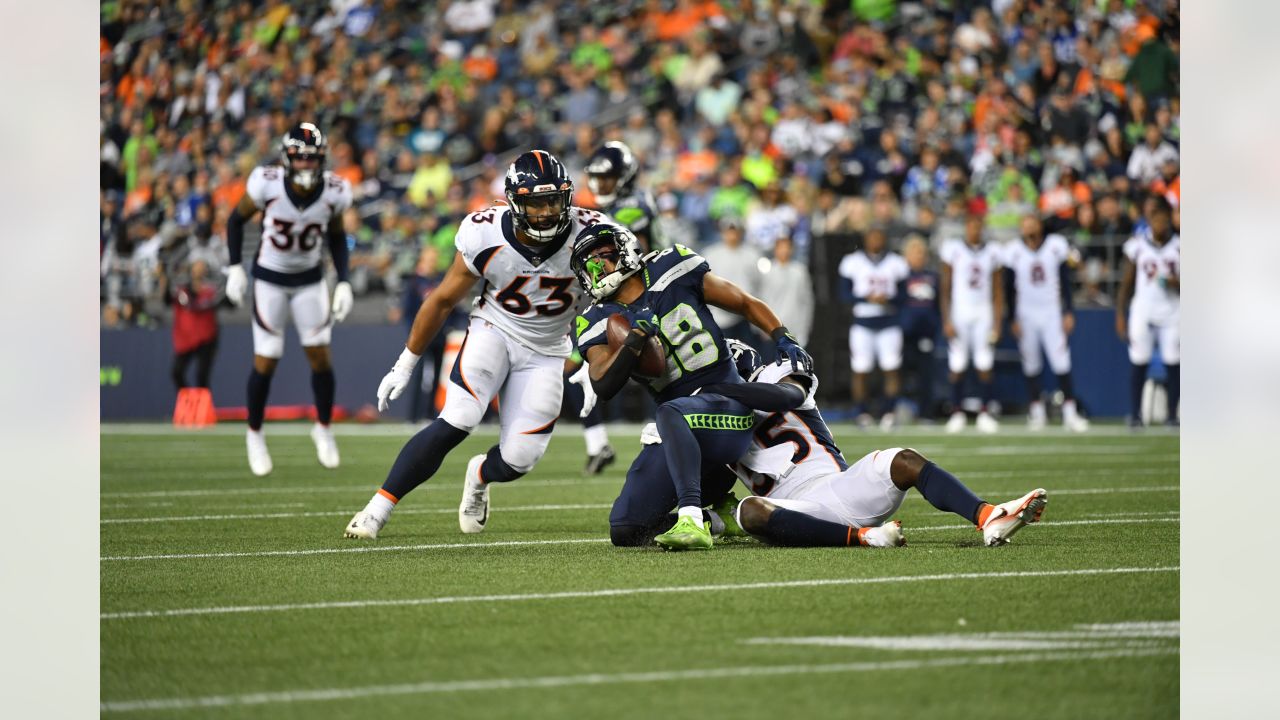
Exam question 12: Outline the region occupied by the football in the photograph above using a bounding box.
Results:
[606,313,666,379]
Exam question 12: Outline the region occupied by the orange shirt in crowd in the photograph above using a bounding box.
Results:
[650,1,723,41]
[333,164,363,187]
[675,149,718,187]
[212,178,245,213]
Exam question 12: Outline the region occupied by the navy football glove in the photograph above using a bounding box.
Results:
[624,306,660,337]
[772,327,813,374]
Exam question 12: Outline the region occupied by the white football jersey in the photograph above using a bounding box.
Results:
[457,204,609,357]
[939,238,1001,319]
[1123,232,1180,322]
[837,251,910,319]
[1002,233,1077,317]
[732,363,847,500]
[245,166,352,277]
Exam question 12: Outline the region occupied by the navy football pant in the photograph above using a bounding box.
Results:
[609,394,753,546]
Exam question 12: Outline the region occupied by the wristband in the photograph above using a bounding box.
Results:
[623,330,648,353]
[394,347,422,369]
[770,326,792,342]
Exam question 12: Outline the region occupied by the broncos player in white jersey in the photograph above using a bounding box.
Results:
[718,340,1047,548]
[1116,196,1180,427]
[225,122,354,476]
[344,150,609,539]
[1002,215,1090,432]
[940,211,1005,434]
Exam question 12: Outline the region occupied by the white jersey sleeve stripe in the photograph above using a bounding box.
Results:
[578,319,608,345]
[649,256,705,292]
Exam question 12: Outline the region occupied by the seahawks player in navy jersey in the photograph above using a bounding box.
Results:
[584,141,663,252]
[571,224,813,550]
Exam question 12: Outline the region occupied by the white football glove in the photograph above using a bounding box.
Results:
[225,264,247,306]
[377,348,421,413]
[331,281,354,322]
[567,362,597,418]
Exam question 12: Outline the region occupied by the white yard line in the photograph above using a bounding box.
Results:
[99,566,1177,620]
[98,645,1177,713]
[909,517,1178,532]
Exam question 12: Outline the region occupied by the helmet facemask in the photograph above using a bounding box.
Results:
[508,188,572,243]
[571,225,644,301]
[281,122,326,193]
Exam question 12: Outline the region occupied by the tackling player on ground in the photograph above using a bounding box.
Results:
[720,340,1047,548]
[344,150,608,539]
[224,122,354,476]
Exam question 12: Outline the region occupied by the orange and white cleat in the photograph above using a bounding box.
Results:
[980,489,1047,546]
[858,520,906,548]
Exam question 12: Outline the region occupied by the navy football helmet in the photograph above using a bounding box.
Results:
[585,141,639,206]
[281,122,326,192]
[505,150,574,243]
[726,339,765,381]
[570,222,644,301]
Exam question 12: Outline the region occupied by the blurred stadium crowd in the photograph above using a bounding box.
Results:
[99,0,1179,330]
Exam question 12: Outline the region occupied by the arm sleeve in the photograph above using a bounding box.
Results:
[699,381,806,413]
[226,211,245,266]
[590,332,644,401]
[327,218,350,282]
[1058,263,1074,311]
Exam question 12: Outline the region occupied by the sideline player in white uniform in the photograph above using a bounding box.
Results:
[1002,215,1089,432]
[225,122,354,476]
[837,228,910,429]
[344,150,608,539]
[718,341,1047,548]
[1116,196,1179,427]
[940,211,1004,433]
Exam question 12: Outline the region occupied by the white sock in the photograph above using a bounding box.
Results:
[584,424,609,456]
[366,492,396,521]
[678,505,705,529]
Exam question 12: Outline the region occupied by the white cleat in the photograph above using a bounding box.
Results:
[945,411,966,433]
[246,428,273,477]
[311,423,340,469]
[1062,401,1090,433]
[1027,401,1047,431]
[458,454,490,534]
[858,520,905,547]
[976,411,1000,434]
[981,488,1048,547]
[343,510,386,540]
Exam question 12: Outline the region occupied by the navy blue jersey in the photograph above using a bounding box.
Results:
[576,244,739,402]
[900,269,941,339]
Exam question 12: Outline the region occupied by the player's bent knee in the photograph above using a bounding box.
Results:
[890,448,928,487]
[737,496,776,534]
[497,441,545,475]
[439,400,484,433]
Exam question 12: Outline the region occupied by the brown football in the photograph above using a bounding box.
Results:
[606,313,667,379]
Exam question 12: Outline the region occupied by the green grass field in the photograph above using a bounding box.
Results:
[100,423,1178,718]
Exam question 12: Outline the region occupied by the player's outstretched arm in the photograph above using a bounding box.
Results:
[704,272,813,372]
[224,194,260,306]
[1115,258,1136,341]
[376,252,477,412]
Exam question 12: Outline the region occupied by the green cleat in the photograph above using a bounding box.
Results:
[709,493,747,538]
[655,515,714,551]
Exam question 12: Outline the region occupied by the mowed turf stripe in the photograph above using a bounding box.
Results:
[100,538,610,562]
[99,566,1177,620]
[99,488,1180,525]
[101,503,613,524]
[98,645,1178,713]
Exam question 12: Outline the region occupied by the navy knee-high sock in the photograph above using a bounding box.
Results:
[1056,373,1076,402]
[479,445,525,484]
[1026,374,1043,402]
[916,461,987,524]
[764,508,859,547]
[311,369,335,425]
[980,379,995,409]
[1165,364,1180,420]
[247,370,273,431]
[381,420,470,500]
[655,404,702,509]
[1130,363,1149,422]
[950,376,963,409]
